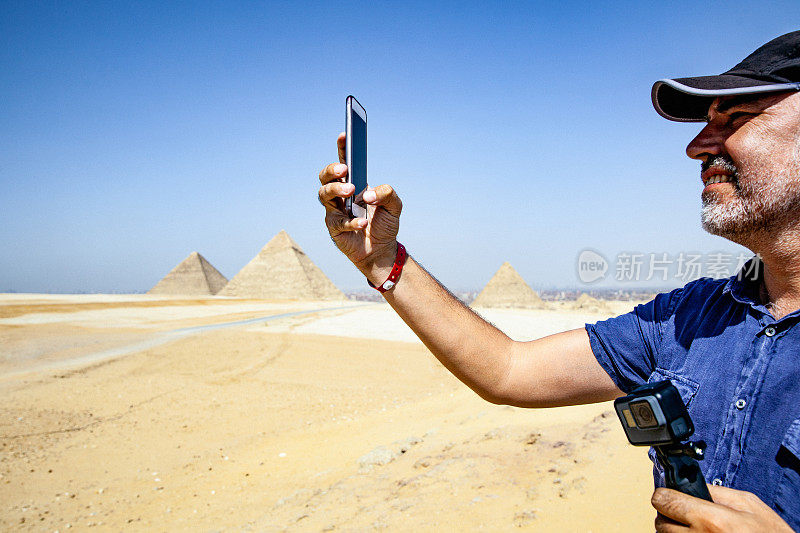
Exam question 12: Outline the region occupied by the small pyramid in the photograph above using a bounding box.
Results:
[471,262,545,309]
[148,252,228,296]
[218,230,345,300]
[571,293,609,313]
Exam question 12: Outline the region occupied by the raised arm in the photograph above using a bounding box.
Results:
[318,133,623,407]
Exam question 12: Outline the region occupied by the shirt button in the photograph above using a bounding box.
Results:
[735,398,747,410]
[764,326,777,337]
[712,478,723,486]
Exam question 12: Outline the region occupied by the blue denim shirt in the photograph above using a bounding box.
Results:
[586,261,800,529]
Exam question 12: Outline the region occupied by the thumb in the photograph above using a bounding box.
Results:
[707,485,764,512]
[363,184,402,218]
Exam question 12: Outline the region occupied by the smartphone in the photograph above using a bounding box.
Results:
[345,95,367,219]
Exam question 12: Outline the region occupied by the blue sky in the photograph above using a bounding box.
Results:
[2,2,799,293]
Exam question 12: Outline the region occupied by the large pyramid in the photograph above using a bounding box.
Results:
[218,230,345,300]
[148,252,228,296]
[471,262,545,309]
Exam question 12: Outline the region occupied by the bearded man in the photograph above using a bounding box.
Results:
[318,31,800,531]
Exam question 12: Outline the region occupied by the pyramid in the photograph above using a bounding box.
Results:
[148,252,228,296]
[218,230,345,300]
[471,262,545,309]
[571,293,610,313]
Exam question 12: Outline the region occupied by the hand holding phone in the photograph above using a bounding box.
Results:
[317,97,403,282]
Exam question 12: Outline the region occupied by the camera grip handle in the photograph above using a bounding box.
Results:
[657,449,713,502]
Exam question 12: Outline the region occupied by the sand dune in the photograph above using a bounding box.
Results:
[0,296,654,531]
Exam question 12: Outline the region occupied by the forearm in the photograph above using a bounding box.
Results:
[369,255,514,403]
[361,249,620,408]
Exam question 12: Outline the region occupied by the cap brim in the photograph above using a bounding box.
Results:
[652,75,800,122]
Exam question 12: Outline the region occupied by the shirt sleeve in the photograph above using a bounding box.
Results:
[585,289,681,393]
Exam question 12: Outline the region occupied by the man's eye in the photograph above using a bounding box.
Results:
[729,112,754,121]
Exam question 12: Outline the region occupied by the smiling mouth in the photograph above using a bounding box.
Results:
[704,174,736,186]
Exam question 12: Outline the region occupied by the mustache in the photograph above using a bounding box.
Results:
[702,156,739,176]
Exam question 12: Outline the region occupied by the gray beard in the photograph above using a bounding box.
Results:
[701,153,800,240]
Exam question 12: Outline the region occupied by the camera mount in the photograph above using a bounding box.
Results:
[654,440,712,501]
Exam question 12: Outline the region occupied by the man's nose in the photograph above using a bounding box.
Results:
[686,121,726,161]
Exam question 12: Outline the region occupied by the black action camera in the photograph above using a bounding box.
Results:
[615,380,693,445]
[614,380,713,501]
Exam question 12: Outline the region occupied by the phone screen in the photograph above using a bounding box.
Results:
[349,108,367,213]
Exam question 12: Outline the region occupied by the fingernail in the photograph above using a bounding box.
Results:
[363,190,376,203]
[358,218,368,228]
[335,163,347,175]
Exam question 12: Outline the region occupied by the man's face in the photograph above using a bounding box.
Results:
[685,91,800,240]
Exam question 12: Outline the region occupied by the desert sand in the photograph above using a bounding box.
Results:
[0,294,655,531]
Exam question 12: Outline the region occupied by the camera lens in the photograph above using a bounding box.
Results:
[630,400,659,428]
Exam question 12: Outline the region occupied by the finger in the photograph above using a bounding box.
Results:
[327,211,367,236]
[707,485,740,506]
[319,162,348,185]
[362,184,403,218]
[651,488,718,526]
[318,181,355,210]
[708,485,764,512]
[337,132,346,163]
[654,512,689,533]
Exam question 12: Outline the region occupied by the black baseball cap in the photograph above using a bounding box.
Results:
[652,30,800,122]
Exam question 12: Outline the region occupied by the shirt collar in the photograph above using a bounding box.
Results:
[723,256,765,308]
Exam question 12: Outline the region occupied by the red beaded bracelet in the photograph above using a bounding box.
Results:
[368,242,407,293]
